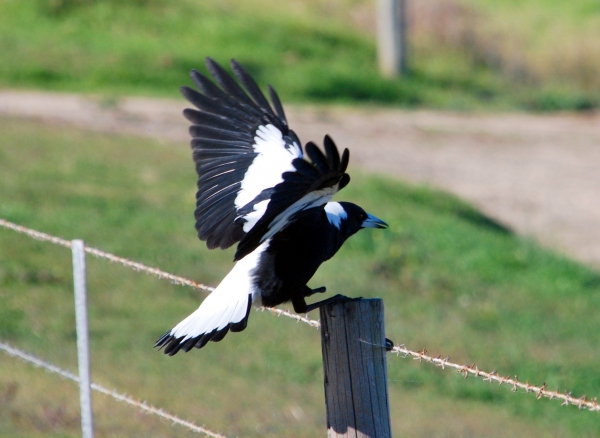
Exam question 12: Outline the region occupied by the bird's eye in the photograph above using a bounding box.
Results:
[359,213,367,221]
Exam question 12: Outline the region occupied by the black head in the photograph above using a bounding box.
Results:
[324,202,388,239]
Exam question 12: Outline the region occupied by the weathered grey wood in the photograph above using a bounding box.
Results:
[320,298,391,438]
[377,0,407,77]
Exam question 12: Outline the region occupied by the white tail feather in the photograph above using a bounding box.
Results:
[169,242,269,341]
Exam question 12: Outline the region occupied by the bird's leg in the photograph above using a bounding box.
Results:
[303,294,349,313]
[291,286,329,312]
[292,294,347,314]
[305,286,326,297]
[291,296,309,314]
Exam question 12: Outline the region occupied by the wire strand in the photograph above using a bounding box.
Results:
[0,218,214,292]
[389,344,600,412]
[0,341,230,438]
[0,218,320,327]
[2,217,598,413]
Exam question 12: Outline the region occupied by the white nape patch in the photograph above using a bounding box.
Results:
[260,185,338,243]
[234,124,302,211]
[324,202,347,229]
[169,241,270,341]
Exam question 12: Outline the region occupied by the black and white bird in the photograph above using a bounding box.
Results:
[156,58,388,355]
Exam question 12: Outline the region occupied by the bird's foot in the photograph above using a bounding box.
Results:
[305,286,327,297]
[385,337,394,352]
[303,294,349,313]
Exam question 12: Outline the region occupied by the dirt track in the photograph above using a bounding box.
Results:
[1,90,599,268]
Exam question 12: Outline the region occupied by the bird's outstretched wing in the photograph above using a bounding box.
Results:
[183,58,350,261]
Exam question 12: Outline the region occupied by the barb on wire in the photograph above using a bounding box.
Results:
[0,341,229,438]
[390,344,600,413]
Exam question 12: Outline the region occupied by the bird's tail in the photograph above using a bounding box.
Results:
[155,259,260,355]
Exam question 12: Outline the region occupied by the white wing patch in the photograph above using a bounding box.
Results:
[234,124,302,210]
[324,202,347,229]
[169,241,270,341]
[242,199,269,232]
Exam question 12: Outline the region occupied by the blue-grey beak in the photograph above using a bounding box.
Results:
[361,213,388,229]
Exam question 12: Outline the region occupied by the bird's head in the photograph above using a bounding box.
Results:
[324,202,388,239]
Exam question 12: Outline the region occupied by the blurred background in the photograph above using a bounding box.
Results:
[1,0,600,109]
[1,0,600,437]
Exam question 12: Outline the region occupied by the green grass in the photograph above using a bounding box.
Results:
[0,0,599,111]
[2,117,600,437]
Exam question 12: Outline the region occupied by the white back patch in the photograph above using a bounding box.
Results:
[325,202,347,229]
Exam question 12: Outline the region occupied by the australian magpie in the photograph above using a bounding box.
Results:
[155,58,388,355]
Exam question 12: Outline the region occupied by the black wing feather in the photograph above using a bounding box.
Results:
[182,86,257,126]
[324,135,340,169]
[190,69,231,101]
[180,87,231,118]
[206,58,257,109]
[268,85,287,127]
[305,142,329,174]
[181,58,351,256]
[183,108,254,131]
[230,60,276,118]
[190,69,267,124]
[197,166,246,188]
[189,124,253,143]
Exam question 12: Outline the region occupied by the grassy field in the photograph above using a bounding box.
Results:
[0,0,599,110]
[1,117,600,437]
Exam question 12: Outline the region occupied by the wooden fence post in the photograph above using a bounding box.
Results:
[320,298,392,438]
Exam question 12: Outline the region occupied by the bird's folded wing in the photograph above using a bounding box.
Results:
[183,58,350,260]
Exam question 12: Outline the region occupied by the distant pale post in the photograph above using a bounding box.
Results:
[377,0,407,77]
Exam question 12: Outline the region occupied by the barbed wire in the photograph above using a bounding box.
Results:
[0,341,230,438]
[390,344,600,412]
[0,218,319,327]
[2,218,598,413]
[257,306,320,328]
[0,218,214,292]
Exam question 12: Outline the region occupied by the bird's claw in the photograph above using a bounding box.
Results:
[385,338,394,352]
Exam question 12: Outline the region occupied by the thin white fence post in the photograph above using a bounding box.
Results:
[377,0,408,77]
[72,239,95,438]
